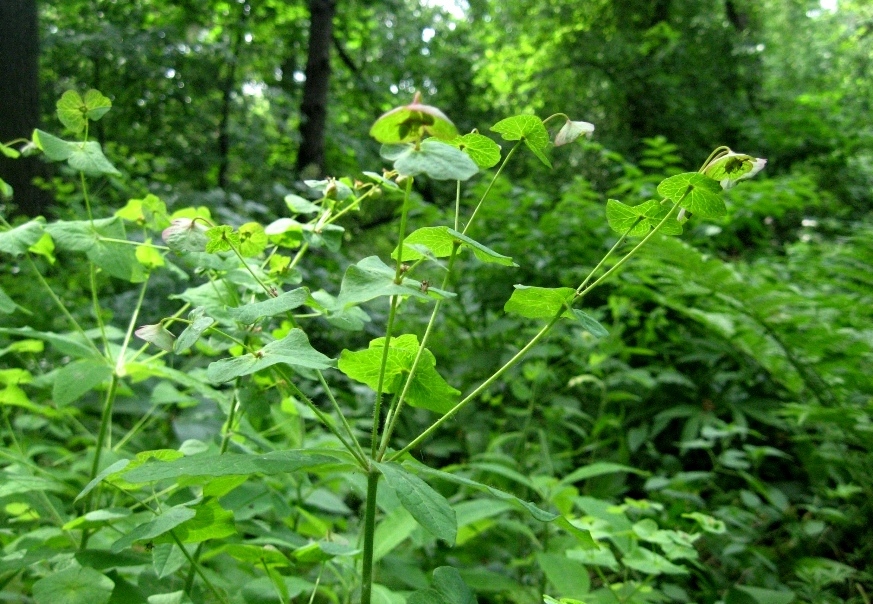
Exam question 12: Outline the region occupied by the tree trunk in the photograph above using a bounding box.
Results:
[0,0,52,217]
[296,0,336,177]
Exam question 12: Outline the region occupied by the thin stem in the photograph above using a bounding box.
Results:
[370,178,413,456]
[26,256,103,356]
[228,242,273,296]
[698,146,730,172]
[576,201,680,298]
[462,140,523,235]
[275,367,368,468]
[371,296,399,456]
[115,276,150,377]
[288,241,310,270]
[391,201,683,462]
[175,532,230,604]
[96,236,170,251]
[575,218,641,295]
[80,171,93,225]
[316,370,368,462]
[390,316,558,461]
[454,181,461,232]
[377,244,461,459]
[89,264,110,357]
[360,469,380,604]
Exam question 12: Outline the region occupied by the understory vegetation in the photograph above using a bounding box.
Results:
[1,2,872,604]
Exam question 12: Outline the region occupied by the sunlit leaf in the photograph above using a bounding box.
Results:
[657,172,725,218]
[490,115,552,168]
[370,92,459,143]
[381,139,478,181]
[449,131,502,169]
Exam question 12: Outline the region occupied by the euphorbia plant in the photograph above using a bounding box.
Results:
[0,89,765,604]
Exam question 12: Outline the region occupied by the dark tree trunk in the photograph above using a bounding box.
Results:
[0,0,52,217]
[296,0,336,177]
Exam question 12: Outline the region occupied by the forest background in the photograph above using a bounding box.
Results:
[0,1,872,603]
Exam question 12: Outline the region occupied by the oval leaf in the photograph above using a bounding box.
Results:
[375,462,457,544]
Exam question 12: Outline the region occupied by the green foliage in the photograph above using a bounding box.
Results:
[1,68,869,604]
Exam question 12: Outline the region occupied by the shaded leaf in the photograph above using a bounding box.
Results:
[174,307,215,353]
[229,288,309,324]
[0,219,45,256]
[32,566,114,604]
[111,505,197,553]
[381,140,478,181]
[337,255,454,307]
[393,226,515,266]
[206,328,334,383]
[53,358,112,406]
[376,462,457,544]
[121,449,342,483]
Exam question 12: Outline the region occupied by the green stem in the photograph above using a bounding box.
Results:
[114,276,150,377]
[26,255,103,356]
[360,469,380,604]
[175,532,230,604]
[377,244,461,459]
[288,241,310,270]
[96,236,170,250]
[370,179,413,456]
[316,370,368,462]
[390,201,683,462]
[80,171,94,225]
[89,264,110,357]
[463,140,522,235]
[228,241,274,296]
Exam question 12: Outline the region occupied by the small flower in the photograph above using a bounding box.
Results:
[554,119,595,147]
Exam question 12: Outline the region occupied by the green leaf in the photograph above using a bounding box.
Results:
[205,225,239,253]
[229,288,309,324]
[490,115,552,168]
[46,216,144,281]
[0,286,16,314]
[703,151,767,189]
[206,328,334,383]
[622,548,688,575]
[121,450,342,483]
[392,226,515,266]
[53,359,112,406]
[111,505,198,552]
[238,222,268,257]
[0,218,45,256]
[554,119,595,147]
[0,177,12,198]
[69,141,121,176]
[337,255,454,307]
[162,219,209,253]
[682,512,726,534]
[173,307,214,353]
[32,129,74,161]
[0,327,101,360]
[158,498,236,544]
[726,586,795,604]
[148,591,194,604]
[83,89,112,121]
[370,94,459,143]
[657,172,725,219]
[302,222,345,251]
[56,90,87,133]
[560,462,645,485]
[135,239,165,269]
[338,334,459,414]
[32,566,114,604]
[381,140,478,181]
[116,194,171,230]
[605,200,651,236]
[284,194,321,214]
[536,553,590,597]
[569,309,610,337]
[0,141,21,159]
[449,131,502,169]
[605,199,682,237]
[75,459,130,503]
[309,289,371,331]
[375,462,457,544]
[135,324,176,352]
[432,567,477,604]
[504,285,575,319]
